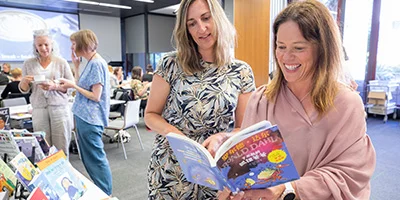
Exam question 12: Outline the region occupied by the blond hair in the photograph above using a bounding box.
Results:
[11,68,22,78]
[267,0,344,116]
[70,29,98,54]
[174,0,236,74]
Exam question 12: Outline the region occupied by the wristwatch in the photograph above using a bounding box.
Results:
[280,182,296,200]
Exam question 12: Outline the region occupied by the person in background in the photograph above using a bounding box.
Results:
[130,66,151,115]
[1,68,23,99]
[144,0,255,198]
[217,1,376,200]
[19,29,73,156]
[1,63,13,81]
[142,64,153,83]
[113,67,124,85]
[58,29,112,196]
[108,65,118,89]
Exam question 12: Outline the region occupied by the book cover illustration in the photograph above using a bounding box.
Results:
[216,125,299,190]
[0,130,20,162]
[34,151,86,200]
[12,130,50,155]
[10,152,40,191]
[0,108,10,130]
[28,172,60,200]
[14,136,46,163]
[167,121,300,192]
[27,186,49,200]
[168,136,231,191]
[0,158,17,194]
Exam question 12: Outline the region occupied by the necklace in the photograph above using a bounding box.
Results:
[299,91,311,102]
[87,52,96,63]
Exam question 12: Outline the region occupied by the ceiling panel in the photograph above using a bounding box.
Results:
[0,0,180,18]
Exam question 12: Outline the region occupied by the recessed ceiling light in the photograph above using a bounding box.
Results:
[64,0,132,9]
[133,0,154,3]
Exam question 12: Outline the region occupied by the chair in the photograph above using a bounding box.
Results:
[105,100,144,159]
[2,97,27,107]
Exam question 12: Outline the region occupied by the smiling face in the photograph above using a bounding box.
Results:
[34,36,52,59]
[186,0,216,57]
[275,20,317,86]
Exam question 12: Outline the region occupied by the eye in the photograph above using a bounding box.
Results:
[294,47,304,51]
[187,22,196,27]
[277,46,286,50]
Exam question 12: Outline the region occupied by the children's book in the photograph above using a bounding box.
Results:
[27,186,49,200]
[0,130,20,162]
[30,150,86,200]
[0,108,10,130]
[28,172,60,200]
[10,152,40,191]
[11,130,50,155]
[166,120,300,193]
[14,136,46,163]
[36,150,67,171]
[0,158,17,194]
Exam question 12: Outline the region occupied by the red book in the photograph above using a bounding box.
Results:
[27,187,49,200]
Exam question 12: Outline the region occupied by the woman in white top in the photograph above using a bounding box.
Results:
[19,29,74,156]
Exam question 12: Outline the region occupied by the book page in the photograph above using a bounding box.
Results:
[215,121,272,160]
[166,133,229,191]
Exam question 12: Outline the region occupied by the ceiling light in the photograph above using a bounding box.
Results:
[133,0,154,3]
[64,0,132,9]
[65,0,98,5]
[99,3,131,9]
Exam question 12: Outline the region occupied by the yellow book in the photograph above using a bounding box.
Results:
[36,150,67,171]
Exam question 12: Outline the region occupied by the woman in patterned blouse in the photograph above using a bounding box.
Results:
[130,66,151,115]
[144,0,256,199]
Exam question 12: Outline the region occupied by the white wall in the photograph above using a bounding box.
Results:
[148,15,175,53]
[79,13,122,62]
[125,15,145,53]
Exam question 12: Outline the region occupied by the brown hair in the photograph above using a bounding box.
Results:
[113,67,122,76]
[11,68,22,78]
[174,0,236,74]
[131,66,142,80]
[266,0,343,116]
[70,29,98,54]
[145,64,153,73]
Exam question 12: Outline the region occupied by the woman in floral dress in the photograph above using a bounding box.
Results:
[144,0,255,199]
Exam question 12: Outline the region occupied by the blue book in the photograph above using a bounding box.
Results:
[166,120,300,193]
[39,158,87,200]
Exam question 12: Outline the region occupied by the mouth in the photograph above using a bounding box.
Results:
[199,33,211,40]
[284,64,301,71]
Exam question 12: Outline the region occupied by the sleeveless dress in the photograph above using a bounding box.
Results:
[147,52,255,199]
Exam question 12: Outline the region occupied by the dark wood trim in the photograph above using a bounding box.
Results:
[338,0,346,37]
[365,0,381,82]
[144,5,150,68]
[147,13,176,18]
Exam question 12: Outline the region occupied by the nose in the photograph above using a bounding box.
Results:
[282,50,294,61]
[197,21,207,33]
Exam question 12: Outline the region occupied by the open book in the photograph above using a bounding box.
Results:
[166,120,300,192]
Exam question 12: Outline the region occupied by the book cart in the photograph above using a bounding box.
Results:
[366,80,399,123]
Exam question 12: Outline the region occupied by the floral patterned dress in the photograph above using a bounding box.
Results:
[148,52,255,199]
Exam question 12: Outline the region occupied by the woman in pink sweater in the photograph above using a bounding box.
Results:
[216,1,376,199]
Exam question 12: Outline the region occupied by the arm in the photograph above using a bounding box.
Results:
[1,84,10,99]
[137,82,151,96]
[58,78,103,102]
[144,74,183,136]
[19,61,34,93]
